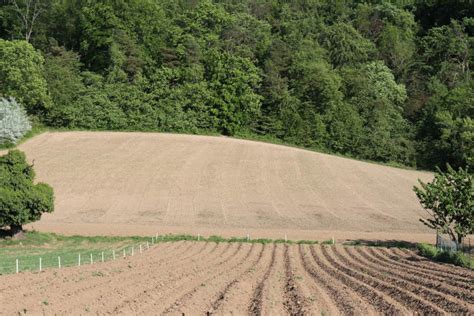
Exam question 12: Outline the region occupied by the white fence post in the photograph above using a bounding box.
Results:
[132,247,134,256]
[58,256,61,268]
[78,254,81,266]
[198,233,200,241]
[101,252,104,263]
[285,234,288,242]
[39,257,42,272]
[123,249,126,258]
[90,253,93,264]
[113,250,116,260]
[247,234,250,241]
[139,245,142,254]
[332,237,335,245]
[16,259,19,274]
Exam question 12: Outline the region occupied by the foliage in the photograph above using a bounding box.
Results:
[320,22,375,67]
[0,98,31,145]
[417,243,472,269]
[354,2,417,79]
[414,166,473,244]
[204,49,262,135]
[417,80,474,169]
[419,19,472,87]
[0,0,472,170]
[0,39,51,114]
[340,61,414,164]
[0,150,54,233]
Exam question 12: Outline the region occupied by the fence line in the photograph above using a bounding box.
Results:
[2,232,321,275]
[2,235,159,275]
[436,231,473,262]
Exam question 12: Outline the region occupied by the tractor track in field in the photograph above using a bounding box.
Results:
[0,241,178,294]
[210,244,275,313]
[113,241,234,314]
[1,243,472,315]
[322,245,442,314]
[283,244,308,315]
[0,241,184,303]
[52,241,212,314]
[208,243,267,314]
[298,244,362,315]
[71,241,215,314]
[159,243,252,314]
[316,246,405,315]
[359,247,474,303]
[248,243,277,315]
[333,246,469,314]
[371,247,473,290]
[389,248,474,281]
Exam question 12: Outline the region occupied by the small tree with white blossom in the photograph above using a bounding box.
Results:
[0,97,32,145]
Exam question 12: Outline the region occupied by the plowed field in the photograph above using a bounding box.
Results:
[1,242,472,315]
[7,131,434,242]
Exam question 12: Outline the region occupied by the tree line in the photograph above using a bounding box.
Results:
[0,0,472,170]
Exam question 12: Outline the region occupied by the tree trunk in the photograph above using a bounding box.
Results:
[9,224,24,238]
[457,235,463,250]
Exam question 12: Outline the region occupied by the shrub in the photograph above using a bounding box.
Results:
[0,98,31,145]
[0,150,54,236]
[417,243,438,258]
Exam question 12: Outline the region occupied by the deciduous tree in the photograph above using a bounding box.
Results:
[414,166,473,245]
[0,150,54,237]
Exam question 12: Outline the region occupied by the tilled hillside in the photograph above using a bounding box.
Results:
[9,131,435,242]
[0,242,472,315]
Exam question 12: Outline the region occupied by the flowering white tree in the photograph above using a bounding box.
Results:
[0,98,32,144]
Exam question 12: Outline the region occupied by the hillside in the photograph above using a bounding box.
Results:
[10,132,433,242]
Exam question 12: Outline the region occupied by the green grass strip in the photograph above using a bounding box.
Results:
[417,243,473,269]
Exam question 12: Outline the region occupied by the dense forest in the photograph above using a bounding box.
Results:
[0,0,472,170]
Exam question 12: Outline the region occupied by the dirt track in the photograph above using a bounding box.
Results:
[7,131,434,242]
[0,242,472,315]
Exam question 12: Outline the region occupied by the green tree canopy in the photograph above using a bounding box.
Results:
[414,165,473,244]
[320,22,375,67]
[341,61,414,164]
[0,150,54,236]
[0,39,51,114]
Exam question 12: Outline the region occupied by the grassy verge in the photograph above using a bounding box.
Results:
[417,243,473,269]
[343,240,416,249]
[0,231,322,275]
[0,231,150,275]
[0,124,49,150]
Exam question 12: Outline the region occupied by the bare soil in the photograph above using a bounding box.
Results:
[6,131,435,243]
[1,243,472,315]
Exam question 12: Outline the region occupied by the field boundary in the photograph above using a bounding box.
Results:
[0,233,326,275]
[5,231,469,276]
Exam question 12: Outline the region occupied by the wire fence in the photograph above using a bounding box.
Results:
[0,232,331,275]
[436,231,473,260]
[0,237,156,275]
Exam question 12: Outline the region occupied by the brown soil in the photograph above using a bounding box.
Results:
[5,131,435,243]
[1,243,472,315]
